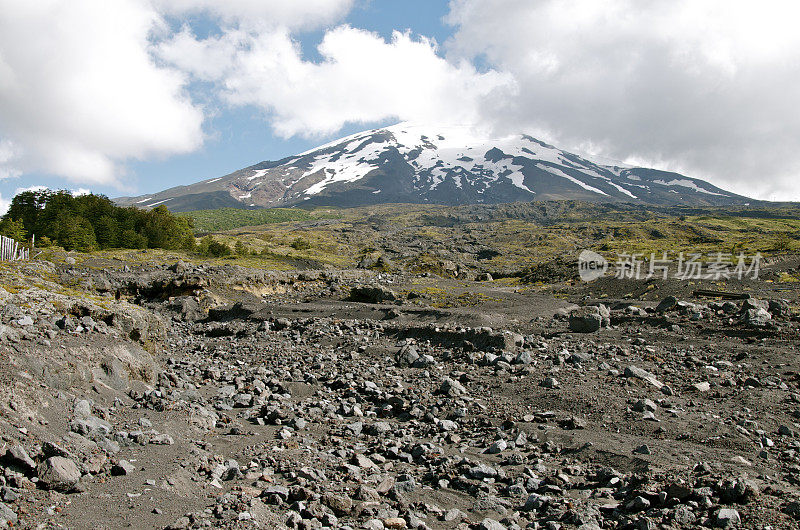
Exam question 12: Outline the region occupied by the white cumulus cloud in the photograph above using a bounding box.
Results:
[445,0,800,200]
[0,0,204,186]
[158,25,514,138]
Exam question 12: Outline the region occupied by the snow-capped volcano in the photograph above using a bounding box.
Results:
[117,122,748,211]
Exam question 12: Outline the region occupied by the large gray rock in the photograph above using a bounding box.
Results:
[568,306,609,333]
[477,518,506,530]
[348,286,396,304]
[38,456,81,492]
[111,460,136,476]
[741,307,771,327]
[569,310,602,332]
[3,444,36,473]
[624,365,664,389]
[0,325,20,343]
[71,416,112,438]
[108,303,167,343]
[715,508,741,527]
[92,344,158,389]
[0,502,17,526]
[396,345,419,367]
[438,377,467,396]
[741,297,768,312]
[73,399,92,420]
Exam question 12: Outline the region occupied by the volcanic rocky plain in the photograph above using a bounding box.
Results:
[0,247,800,529]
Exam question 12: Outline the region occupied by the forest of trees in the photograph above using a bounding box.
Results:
[0,190,196,252]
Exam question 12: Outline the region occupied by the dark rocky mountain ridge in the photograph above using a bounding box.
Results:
[117,123,750,212]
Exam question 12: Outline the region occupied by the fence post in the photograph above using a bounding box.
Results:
[0,235,31,261]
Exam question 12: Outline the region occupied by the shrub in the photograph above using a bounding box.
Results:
[198,235,231,257]
[290,237,311,250]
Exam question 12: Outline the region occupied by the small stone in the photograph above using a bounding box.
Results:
[444,508,467,521]
[540,377,559,389]
[5,444,36,472]
[624,366,663,389]
[166,516,191,530]
[656,296,678,312]
[779,424,795,436]
[150,434,174,445]
[633,399,657,412]
[715,508,741,527]
[477,518,506,530]
[469,463,498,479]
[222,459,240,480]
[354,454,377,469]
[396,345,420,367]
[111,460,136,476]
[346,421,363,436]
[485,439,507,454]
[625,495,650,512]
[672,505,696,525]
[514,351,533,365]
[16,315,34,326]
[321,492,353,515]
[633,444,651,455]
[523,493,551,512]
[559,416,587,430]
[383,517,407,529]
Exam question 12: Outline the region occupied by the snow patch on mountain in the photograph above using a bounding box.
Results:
[247,169,269,181]
[540,165,608,196]
[653,178,726,196]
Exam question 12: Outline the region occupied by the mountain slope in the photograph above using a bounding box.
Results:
[117,123,750,211]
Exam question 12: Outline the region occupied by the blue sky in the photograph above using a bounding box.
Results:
[1,0,799,206]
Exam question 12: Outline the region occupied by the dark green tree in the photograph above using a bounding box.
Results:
[55,214,97,251]
[0,218,27,242]
[234,240,248,256]
[95,215,120,249]
[119,229,148,249]
[4,189,51,236]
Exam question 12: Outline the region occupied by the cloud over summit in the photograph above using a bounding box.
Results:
[445,0,800,199]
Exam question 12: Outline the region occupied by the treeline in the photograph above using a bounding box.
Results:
[0,190,195,252]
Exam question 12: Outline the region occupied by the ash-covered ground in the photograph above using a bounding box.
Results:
[0,252,799,529]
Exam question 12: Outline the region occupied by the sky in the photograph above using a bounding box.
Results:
[1,0,799,213]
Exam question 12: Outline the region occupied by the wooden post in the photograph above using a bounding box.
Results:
[0,235,31,261]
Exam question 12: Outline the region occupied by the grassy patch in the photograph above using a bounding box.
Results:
[180,207,337,232]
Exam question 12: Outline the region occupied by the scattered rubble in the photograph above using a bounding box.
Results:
[0,256,797,529]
